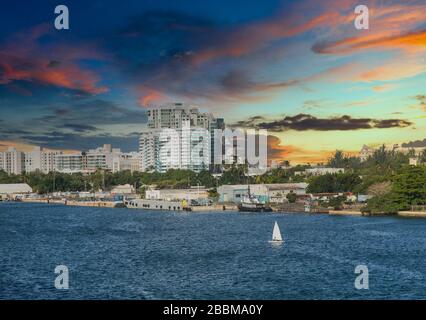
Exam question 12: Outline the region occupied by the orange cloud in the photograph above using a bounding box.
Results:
[35,67,108,94]
[0,141,37,152]
[359,60,426,82]
[0,24,108,95]
[138,87,167,107]
[192,0,426,65]
[372,84,396,92]
[191,7,350,65]
[313,29,426,55]
[0,141,78,153]
[308,58,426,84]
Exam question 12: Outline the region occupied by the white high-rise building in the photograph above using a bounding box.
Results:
[41,150,62,173]
[84,144,122,171]
[139,130,158,172]
[55,153,84,173]
[139,104,215,173]
[24,147,41,172]
[54,144,139,173]
[146,103,213,130]
[0,147,24,175]
[24,147,62,173]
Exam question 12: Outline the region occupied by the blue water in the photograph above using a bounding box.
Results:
[1,202,426,300]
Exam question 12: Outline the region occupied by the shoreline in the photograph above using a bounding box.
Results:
[4,199,426,218]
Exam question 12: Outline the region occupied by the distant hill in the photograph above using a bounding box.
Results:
[402,139,426,148]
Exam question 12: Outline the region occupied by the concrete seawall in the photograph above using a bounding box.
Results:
[398,211,426,218]
[21,198,117,207]
[191,204,238,212]
[329,210,363,216]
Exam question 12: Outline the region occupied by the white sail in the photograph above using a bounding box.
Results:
[272,221,283,241]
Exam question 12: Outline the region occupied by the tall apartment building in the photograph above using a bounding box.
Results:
[54,144,139,173]
[146,103,213,130]
[0,147,24,175]
[55,153,84,173]
[139,130,158,172]
[83,144,121,171]
[140,104,220,172]
[41,149,62,173]
[24,147,41,172]
[24,147,63,173]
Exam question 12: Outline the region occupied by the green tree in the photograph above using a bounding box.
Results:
[328,150,346,168]
[328,195,346,210]
[391,165,426,209]
[286,191,297,203]
[307,173,361,193]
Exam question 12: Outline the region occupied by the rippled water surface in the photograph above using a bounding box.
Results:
[1,202,425,299]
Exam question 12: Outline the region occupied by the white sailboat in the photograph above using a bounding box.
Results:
[269,221,283,243]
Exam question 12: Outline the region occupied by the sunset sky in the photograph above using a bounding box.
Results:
[0,0,425,164]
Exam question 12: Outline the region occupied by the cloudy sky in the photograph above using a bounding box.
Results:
[0,0,425,163]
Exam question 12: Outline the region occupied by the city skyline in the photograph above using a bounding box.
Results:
[1,0,426,164]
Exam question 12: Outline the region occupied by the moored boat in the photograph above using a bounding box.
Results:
[237,186,272,212]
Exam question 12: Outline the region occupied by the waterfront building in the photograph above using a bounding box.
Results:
[217,183,308,203]
[140,104,217,173]
[84,144,120,171]
[24,147,41,173]
[139,126,210,173]
[55,153,84,173]
[24,147,63,173]
[0,147,24,175]
[41,149,62,173]
[145,188,209,202]
[54,144,139,173]
[111,184,135,194]
[112,152,140,173]
[139,130,158,172]
[0,183,32,198]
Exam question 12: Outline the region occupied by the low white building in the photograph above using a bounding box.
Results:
[112,152,140,173]
[54,144,138,173]
[111,184,135,194]
[218,183,308,203]
[145,188,209,201]
[305,168,345,176]
[266,183,308,203]
[0,183,33,196]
